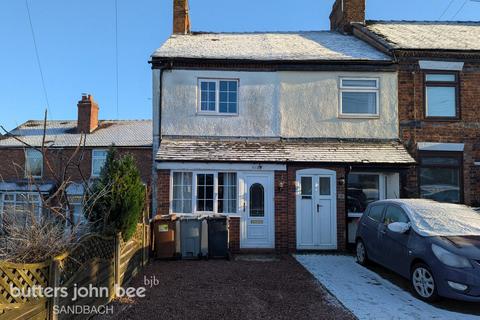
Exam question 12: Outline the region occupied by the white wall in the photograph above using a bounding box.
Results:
[160,69,398,139]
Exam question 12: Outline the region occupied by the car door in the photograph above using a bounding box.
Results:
[359,204,385,262]
[378,205,411,276]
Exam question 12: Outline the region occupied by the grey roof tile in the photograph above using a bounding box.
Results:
[156,138,415,164]
[364,21,480,51]
[153,31,390,61]
[0,120,152,148]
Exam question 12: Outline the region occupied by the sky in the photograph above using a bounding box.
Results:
[0,0,479,131]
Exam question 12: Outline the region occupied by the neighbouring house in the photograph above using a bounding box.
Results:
[349,3,480,206]
[150,0,415,252]
[0,94,152,226]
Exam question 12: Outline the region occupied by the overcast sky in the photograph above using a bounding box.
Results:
[1,0,479,131]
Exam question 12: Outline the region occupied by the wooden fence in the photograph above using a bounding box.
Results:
[0,223,150,320]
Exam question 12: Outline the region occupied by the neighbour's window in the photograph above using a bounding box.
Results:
[383,206,409,225]
[419,152,462,203]
[347,173,381,213]
[92,150,108,177]
[0,193,42,228]
[218,173,237,214]
[172,172,193,214]
[199,79,238,114]
[196,174,214,212]
[340,78,379,116]
[25,149,43,178]
[425,73,458,118]
[367,205,384,222]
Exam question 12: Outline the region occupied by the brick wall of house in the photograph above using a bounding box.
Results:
[397,58,480,206]
[228,217,240,253]
[274,171,288,253]
[156,169,171,216]
[0,147,152,184]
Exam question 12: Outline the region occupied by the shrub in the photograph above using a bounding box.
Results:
[87,147,145,241]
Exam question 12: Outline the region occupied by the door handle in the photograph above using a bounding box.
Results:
[317,204,323,212]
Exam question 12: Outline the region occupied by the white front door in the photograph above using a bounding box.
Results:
[296,170,337,250]
[239,173,274,249]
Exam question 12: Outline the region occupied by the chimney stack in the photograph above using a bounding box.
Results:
[330,0,365,34]
[77,94,99,134]
[173,0,191,34]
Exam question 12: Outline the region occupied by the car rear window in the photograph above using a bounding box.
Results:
[368,205,384,222]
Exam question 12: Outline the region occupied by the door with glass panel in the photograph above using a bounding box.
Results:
[240,173,274,248]
[297,171,337,250]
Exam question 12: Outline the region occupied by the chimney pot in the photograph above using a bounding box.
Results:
[330,0,365,34]
[173,0,191,34]
[77,94,99,134]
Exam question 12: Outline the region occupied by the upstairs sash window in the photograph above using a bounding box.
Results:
[199,79,238,115]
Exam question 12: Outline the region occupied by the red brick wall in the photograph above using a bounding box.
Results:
[228,217,240,253]
[156,169,171,216]
[397,59,480,206]
[274,171,288,253]
[0,147,152,184]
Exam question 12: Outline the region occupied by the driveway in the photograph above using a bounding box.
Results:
[296,254,480,320]
[97,255,354,320]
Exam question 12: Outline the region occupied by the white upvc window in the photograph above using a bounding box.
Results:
[198,79,239,115]
[171,171,238,215]
[25,149,43,178]
[347,172,386,217]
[91,150,108,177]
[339,78,380,117]
[0,192,43,228]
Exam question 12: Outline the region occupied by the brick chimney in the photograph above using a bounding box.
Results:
[77,94,99,134]
[173,0,191,34]
[330,0,365,34]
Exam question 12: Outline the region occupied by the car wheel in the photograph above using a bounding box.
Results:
[356,240,369,266]
[411,263,439,302]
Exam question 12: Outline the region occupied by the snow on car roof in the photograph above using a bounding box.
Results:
[387,199,480,237]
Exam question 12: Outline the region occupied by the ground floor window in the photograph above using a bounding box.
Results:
[0,192,43,227]
[419,152,462,203]
[171,171,237,215]
[347,173,385,215]
[67,195,87,226]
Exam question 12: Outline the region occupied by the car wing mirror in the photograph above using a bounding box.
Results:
[388,222,410,234]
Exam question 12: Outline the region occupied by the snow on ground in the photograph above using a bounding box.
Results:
[295,255,480,320]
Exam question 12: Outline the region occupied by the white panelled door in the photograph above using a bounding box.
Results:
[239,173,274,249]
[296,170,337,250]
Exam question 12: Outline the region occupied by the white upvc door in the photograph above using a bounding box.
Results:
[239,172,274,249]
[296,169,337,250]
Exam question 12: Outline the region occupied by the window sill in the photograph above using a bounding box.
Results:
[338,114,380,120]
[348,212,364,218]
[423,117,460,122]
[196,112,239,117]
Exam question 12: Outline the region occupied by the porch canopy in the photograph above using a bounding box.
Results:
[155,138,415,165]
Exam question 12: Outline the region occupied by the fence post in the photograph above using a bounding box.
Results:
[48,258,60,320]
[114,233,122,289]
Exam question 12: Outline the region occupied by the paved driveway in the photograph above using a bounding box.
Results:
[296,254,480,320]
[98,255,354,320]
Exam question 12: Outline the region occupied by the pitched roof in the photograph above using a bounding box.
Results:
[0,120,152,148]
[152,31,390,61]
[362,21,480,51]
[156,138,415,164]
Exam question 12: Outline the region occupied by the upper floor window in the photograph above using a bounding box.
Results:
[92,150,108,177]
[198,79,238,115]
[25,149,43,178]
[340,78,379,117]
[425,73,458,119]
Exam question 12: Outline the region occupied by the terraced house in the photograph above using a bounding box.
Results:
[352,18,480,206]
[0,94,152,225]
[151,0,415,253]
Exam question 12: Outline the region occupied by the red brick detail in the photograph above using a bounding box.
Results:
[330,0,365,33]
[274,171,288,253]
[228,217,240,253]
[397,60,480,206]
[156,169,171,216]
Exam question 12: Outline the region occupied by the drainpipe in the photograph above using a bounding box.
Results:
[151,66,165,218]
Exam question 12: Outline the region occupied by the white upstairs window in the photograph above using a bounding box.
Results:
[92,150,108,177]
[340,78,379,117]
[25,149,43,178]
[198,79,238,115]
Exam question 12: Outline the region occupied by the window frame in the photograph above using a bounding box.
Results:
[24,149,43,178]
[339,77,380,118]
[197,78,239,116]
[170,171,238,215]
[347,172,387,217]
[418,151,464,203]
[423,71,460,120]
[91,149,108,178]
[0,192,43,228]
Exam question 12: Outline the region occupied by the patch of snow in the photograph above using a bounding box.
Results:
[295,254,480,320]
